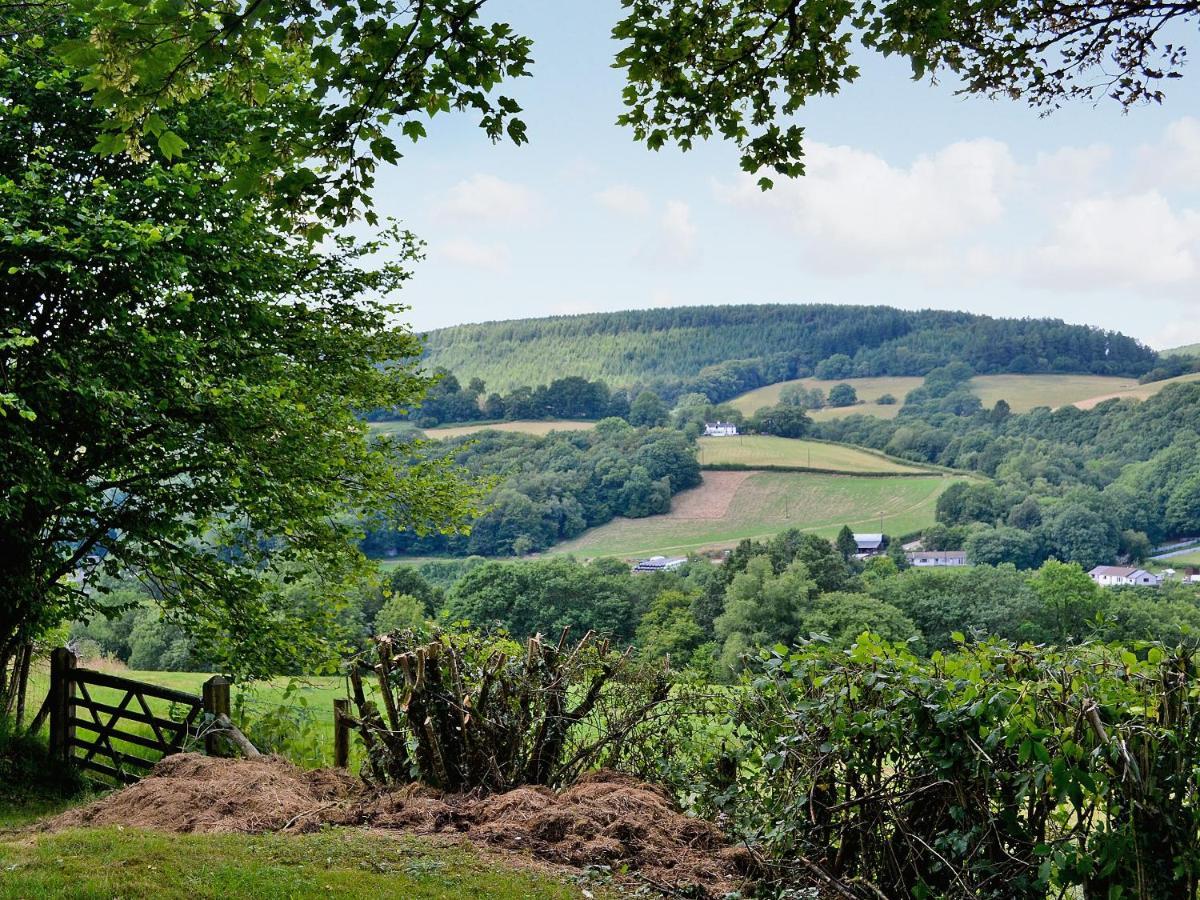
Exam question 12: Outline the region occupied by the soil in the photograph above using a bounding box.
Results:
[48,755,754,897]
[665,470,754,520]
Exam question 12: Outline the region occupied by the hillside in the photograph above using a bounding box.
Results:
[420,304,1155,396]
[1163,343,1200,357]
[1074,371,1200,409]
[696,436,929,473]
[730,373,1138,422]
[551,470,963,558]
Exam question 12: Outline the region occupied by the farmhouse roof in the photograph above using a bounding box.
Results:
[1089,565,1141,577]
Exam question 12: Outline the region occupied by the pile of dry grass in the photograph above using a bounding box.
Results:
[47,755,752,896]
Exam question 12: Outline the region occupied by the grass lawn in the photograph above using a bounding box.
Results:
[0,827,603,899]
[728,376,922,420]
[968,374,1139,411]
[696,435,927,473]
[552,470,965,558]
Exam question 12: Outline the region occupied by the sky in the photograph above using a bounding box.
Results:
[372,1,1200,350]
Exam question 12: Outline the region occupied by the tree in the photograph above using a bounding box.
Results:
[835,526,858,561]
[613,1,1198,186]
[634,589,705,664]
[1042,503,1119,570]
[1027,560,1106,644]
[876,393,896,406]
[628,391,669,427]
[0,25,481,685]
[374,594,430,636]
[964,526,1041,569]
[715,558,816,674]
[827,383,858,408]
[1166,474,1200,536]
[802,593,917,649]
[752,405,811,438]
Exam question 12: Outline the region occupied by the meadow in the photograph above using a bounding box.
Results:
[728,376,923,419]
[369,420,596,440]
[728,373,1151,422]
[552,470,965,558]
[696,435,929,473]
[1073,371,1200,409]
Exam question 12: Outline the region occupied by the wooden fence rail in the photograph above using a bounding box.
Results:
[47,647,230,784]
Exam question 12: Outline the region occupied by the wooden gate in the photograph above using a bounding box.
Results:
[47,647,231,783]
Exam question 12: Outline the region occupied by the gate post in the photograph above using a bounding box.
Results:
[202,675,231,757]
[48,647,77,764]
[333,698,350,768]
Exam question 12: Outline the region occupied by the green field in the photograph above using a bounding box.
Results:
[696,435,927,473]
[369,420,596,440]
[728,376,923,420]
[969,374,1138,411]
[1074,372,1200,409]
[0,828,598,899]
[728,373,1147,422]
[24,667,354,771]
[552,470,965,558]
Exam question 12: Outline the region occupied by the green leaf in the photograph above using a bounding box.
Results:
[157,130,189,160]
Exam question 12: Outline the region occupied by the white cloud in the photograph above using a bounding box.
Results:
[1136,117,1200,191]
[435,174,540,224]
[1150,317,1200,350]
[438,238,511,272]
[635,200,698,266]
[1027,191,1200,291]
[594,184,652,216]
[716,139,1016,272]
[1030,144,1112,195]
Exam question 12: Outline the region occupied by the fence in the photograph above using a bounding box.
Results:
[46,647,230,784]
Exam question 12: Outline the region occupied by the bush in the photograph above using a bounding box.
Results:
[718,636,1200,898]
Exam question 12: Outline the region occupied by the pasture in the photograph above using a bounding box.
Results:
[968,374,1138,411]
[1074,372,1200,409]
[728,376,922,420]
[552,470,965,559]
[727,373,1148,422]
[696,435,928,473]
[368,419,596,440]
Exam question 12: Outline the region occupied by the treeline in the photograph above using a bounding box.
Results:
[421,304,1157,402]
[366,372,630,428]
[361,421,700,556]
[396,536,1200,677]
[814,375,1200,567]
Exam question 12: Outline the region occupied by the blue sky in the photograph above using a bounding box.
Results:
[373,1,1200,349]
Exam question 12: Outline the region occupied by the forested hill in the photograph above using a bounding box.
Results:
[421,305,1156,398]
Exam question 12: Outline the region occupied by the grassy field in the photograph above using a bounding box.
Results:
[368,419,596,440]
[728,374,1147,422]
[728,376,923,420]
[1074,372,1200,409]
[552,470,965,558]
[0,827,601,899]
[696,435,927,473]
[1163,343,1200,357]
[24,666,355,771]
[968,374,1138,411]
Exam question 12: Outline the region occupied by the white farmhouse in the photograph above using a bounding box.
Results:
[1087,565,1162,587]
[906,550,967,567]
[703,422,738,437]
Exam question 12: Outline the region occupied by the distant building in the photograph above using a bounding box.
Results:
[632,555,688,574]
[703,422,738,437]
[907,550,968,567]
[853,533,886,557]
[1088,565,1162,587]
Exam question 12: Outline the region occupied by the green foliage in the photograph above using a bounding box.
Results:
[634,589,705,664]
[628,390,669,427]
[835,525,857,561]
[423,304,1155,397]
[0,23,479,678]
[362,426,700,557]
[374,594,430,636]
[444,559,649,643]
[801,592,917,648]
[748,404,811,438]
[826,383,858,407]
[715,558,816,674]
[722,637,1200,898]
